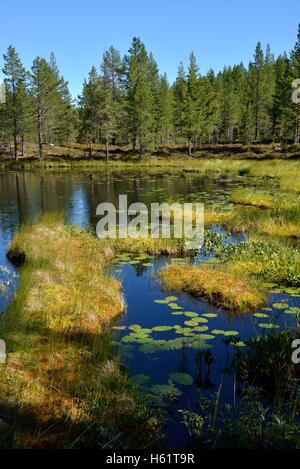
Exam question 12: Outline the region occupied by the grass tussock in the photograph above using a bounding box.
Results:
[160,264,264,312]
[0,216,160,448]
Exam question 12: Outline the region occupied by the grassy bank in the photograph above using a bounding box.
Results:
[160,264,264,312]
[0,215,160,448]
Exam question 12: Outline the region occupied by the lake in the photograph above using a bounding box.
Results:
[0,168,299,447]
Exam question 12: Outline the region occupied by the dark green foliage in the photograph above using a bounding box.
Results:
[1,24,300,157]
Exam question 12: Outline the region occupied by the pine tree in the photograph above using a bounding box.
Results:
[2,46,28,159]
[291,24,300,142]
[172,63,187,142]
[78,67,102,157]
[183,52,201,155]
[125,37,154,157]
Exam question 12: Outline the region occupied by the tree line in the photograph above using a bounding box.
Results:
[1,25,300,160]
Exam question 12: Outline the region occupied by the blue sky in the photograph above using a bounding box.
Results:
[0,0,299,100]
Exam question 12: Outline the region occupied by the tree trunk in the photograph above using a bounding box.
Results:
[295,107,300,144]
[188,138,192,156]
[37,104,43,159]
[21,135,26,157]
[105,138,109,163]
[13,117,17,160]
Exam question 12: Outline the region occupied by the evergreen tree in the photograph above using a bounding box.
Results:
[78,67,102,157]
[172,63,187,142]
[125,37,154,156]
[2,46,29,159]
[183,52,201,155]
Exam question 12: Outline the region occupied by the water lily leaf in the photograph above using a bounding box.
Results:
[171,311,184,316]
[272,303,289,310]
[253,312,269,318]
[192,317,208,323]
[183,312,199,318]
[152,326,174,332]
[168,303,184,310]
[196,334,215,340]
[169,372,193,386]
[129,260,140,265]
[154,299,169,304]
[223,331,239,336]
[143,263,154,267]
[193,325,209,332]
[202,313,218,318]
[128,324,142,331]
[258,323,279,329]
[165,296,178,302]
[149,384,182,398]
[184,320,199,327]
[235,341,246,347]
[130,374,151,385]
[211,329,225,335]
[283,308,299,315]
[190,339,213,350]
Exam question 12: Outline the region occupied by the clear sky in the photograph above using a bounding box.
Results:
[0,0,299,100]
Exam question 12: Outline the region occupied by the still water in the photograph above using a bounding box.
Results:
[0,169,298,447]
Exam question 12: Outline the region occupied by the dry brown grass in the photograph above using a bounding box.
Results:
[0,216,159,448]
[160,264,264,312]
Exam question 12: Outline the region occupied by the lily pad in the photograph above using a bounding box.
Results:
[169,372,193,386]
[154,299,169,304]
[184,320,199,327]
[168,303,184,310]
[202,313,218,318]
[128,324,142,331]
[253,312,269,318]
[272,303,289,310]
[193,325,209,332]
[152,326,174,332]
[165,296,178,302]
[130,374,151,385]
[183,312,199,318]
[223,331,239,336]
[258,323,279,329]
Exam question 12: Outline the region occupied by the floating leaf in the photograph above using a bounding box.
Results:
[152,326,174,332]
[165,296,178,302]
[253,312,269,318]
[130,374,151,385]
[169,372,193,386]
[154,299,169,304]
[171,311,184,316]
[193,325,209,332]
[196,334,215,340]
[168,303,184,310]
[128,324,142,331]
[184,320,199,327]
[183,312,199,318]
[211,329,225,335]
[258,323,279,329]
[272,303,289,310]
[143,263,154,267]
[235,341,246,347]
[192,317,208,323]
[223,331,239,336]
[202,313,218,318]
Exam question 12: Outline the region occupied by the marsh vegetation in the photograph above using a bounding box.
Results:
[0,158,300,448]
